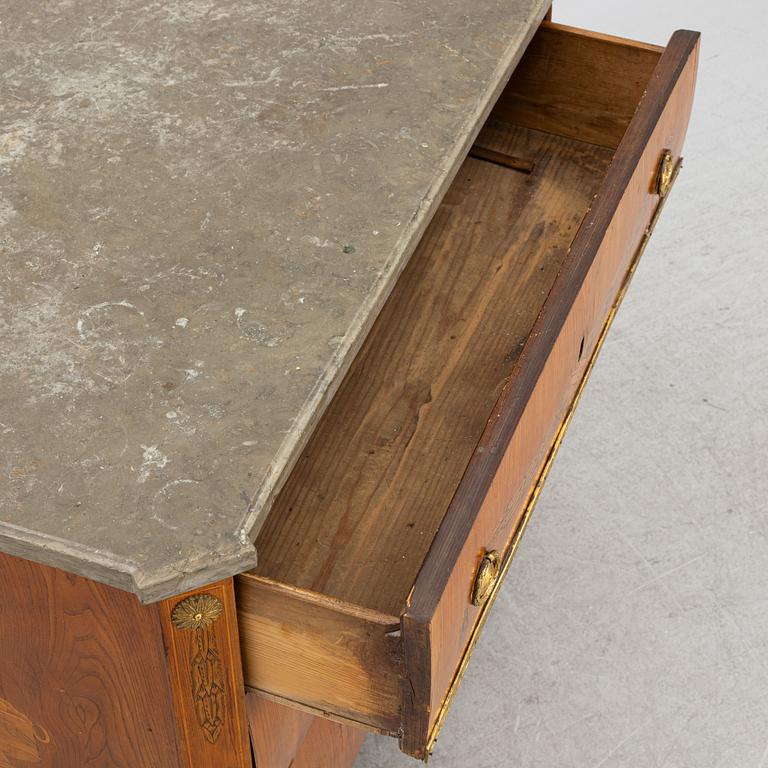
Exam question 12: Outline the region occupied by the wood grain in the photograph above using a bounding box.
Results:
[246,693,313,767]
[160,580,252,768]
[253,126,611,616]
[246,693,364,768]
[0,552,182,767]
[292,718,365,768]
[402,30,701,758]
[236,575,402,733]
[492,22,663,148]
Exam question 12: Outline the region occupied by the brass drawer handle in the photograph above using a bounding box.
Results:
[471,550,501,607]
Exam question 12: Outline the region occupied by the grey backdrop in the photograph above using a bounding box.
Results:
[358,1,768,766]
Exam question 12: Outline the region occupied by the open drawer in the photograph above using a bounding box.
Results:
[236,22,699,759]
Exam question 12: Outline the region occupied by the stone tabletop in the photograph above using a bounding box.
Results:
[0,0,548,602]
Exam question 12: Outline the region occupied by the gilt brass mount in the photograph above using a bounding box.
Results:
[169,592,227,743]
[171,593,224,630]
[657,149,674,197]
[471,550,501,607]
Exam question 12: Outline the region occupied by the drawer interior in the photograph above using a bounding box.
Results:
[248,22,661,616]
[236,20,681,756]
[253,125,612,616]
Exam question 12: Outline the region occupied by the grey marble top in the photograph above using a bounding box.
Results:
[0,0,548,602]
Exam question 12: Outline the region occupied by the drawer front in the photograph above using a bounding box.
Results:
[401,28,700,757]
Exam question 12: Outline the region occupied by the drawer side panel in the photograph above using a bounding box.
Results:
[236,575,403,733]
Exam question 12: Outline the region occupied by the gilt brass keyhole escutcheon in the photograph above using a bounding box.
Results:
[472,550,500,607]
[657,149,674,197]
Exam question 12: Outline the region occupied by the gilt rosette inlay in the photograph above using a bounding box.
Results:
[171,594,224,630]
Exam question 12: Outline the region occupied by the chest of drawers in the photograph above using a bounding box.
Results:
[0,7,698,767]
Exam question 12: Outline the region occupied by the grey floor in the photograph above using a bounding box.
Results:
[357,1,768,766]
